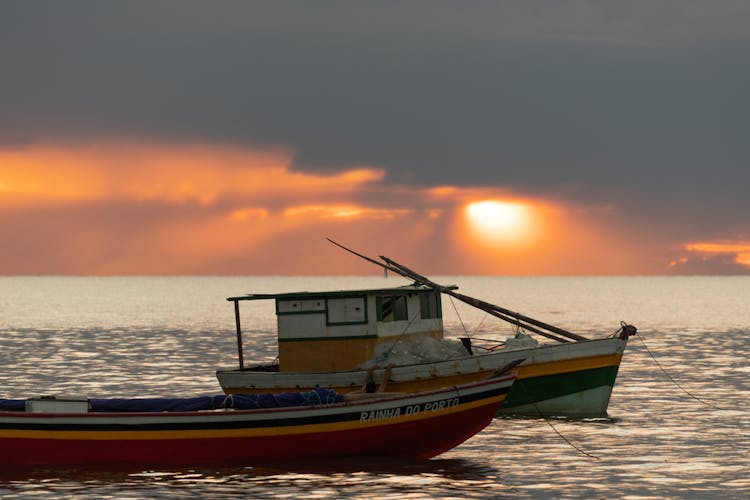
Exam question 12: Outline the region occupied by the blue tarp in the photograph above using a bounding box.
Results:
[0,387,343,413]
[0,399,25,411]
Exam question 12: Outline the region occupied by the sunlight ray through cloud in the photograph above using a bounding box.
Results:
[0,142,656,275]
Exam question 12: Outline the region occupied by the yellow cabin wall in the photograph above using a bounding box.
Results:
[279,331,443,372]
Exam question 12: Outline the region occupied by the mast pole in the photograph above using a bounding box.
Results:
[233,299,245,369]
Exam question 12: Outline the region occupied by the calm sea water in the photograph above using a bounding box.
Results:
[0,276,748,499]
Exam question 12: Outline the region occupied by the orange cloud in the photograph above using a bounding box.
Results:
[0,142,658,275]
[284,205,412,220]
[679,241,750,268]
[227,208,269,222]
[0,142,426,274]
[0,143,385,207]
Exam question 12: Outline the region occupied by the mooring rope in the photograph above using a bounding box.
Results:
[636,332,723,411]
[517,381,600,460]
[541,416,600,460]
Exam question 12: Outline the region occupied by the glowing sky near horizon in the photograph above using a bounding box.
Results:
[2,3,749,275]
[2,142,742,275]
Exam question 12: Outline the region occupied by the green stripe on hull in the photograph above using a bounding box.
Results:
[501,365,621,416]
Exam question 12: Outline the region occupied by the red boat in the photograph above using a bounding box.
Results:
[0,372,515,466]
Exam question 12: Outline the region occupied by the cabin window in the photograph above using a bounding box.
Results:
[378,295,408,322]
[326,297,367,324]
[277,299,326,314]
[419,292,441,319]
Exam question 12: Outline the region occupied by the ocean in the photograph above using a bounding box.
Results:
[0,276,748,498]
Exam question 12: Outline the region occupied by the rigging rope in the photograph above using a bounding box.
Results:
[449,298,504,352]
[470,312,489,338]
[448,295,470,337]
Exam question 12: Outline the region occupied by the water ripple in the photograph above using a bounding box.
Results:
[1,277,749,498]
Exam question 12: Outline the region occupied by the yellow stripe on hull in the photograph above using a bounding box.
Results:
[516,353,624,379]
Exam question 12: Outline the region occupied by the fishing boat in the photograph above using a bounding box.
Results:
[0,373,515,467]
[215,241,636,418]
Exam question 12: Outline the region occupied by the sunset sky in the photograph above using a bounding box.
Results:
[2,1,749,275]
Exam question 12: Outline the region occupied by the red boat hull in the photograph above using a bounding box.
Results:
[0,374,514,466]
[1,403,495,466]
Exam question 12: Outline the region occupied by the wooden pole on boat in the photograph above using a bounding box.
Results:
[232,299,245,369]
[380,256,588,342]
[380,258,575,342]
[327,238,399,272]
[326,238,588,343]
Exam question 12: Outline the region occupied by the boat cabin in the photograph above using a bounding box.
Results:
[227,284,445,372]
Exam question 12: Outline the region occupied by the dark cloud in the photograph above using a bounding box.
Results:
[2,2,749,214]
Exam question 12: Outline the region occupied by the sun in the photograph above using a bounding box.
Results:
[465,200,534,248]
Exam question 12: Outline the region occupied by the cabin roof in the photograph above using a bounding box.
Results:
[226,283,455,302]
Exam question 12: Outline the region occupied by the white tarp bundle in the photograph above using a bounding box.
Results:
[502,331,539,350]
[360,331,539,369]
[362,335,470,368]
